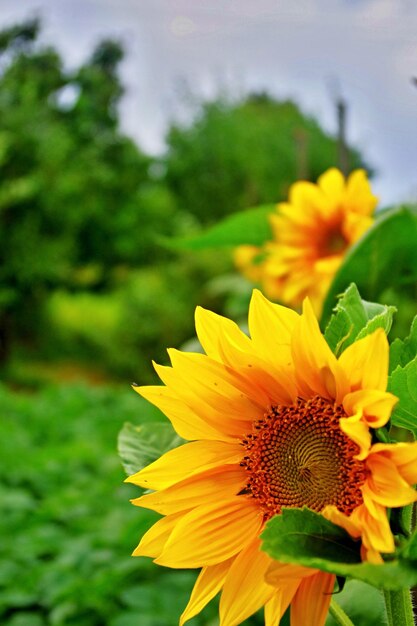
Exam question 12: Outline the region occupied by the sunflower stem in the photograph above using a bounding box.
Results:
[383,588,415,626]
[329,598,355,626]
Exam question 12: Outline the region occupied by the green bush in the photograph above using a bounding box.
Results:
[40,252,232,383]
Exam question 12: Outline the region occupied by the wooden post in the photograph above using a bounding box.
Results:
[337,98,349,176]
[294,127,309,180]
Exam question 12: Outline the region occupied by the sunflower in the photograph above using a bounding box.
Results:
[127,290,417,626]
[235,168,377,315]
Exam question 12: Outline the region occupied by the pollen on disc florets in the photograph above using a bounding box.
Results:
[240,395,367,519]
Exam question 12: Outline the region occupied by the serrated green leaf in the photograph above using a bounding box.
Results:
[322,206,417,325]
[324,283,395,356]
[388,357,417,436]
[261,508,417,590]
[163,205,274,250]
[389,316,417,373]
[117,422,183,476]
[356,309,396,341]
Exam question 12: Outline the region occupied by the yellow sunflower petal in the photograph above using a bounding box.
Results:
[248,289,299,360]
[265,562,317,585]
[195,305,253,364]
[132,511,186,558]
[136,385,226,441]
[292,298,348,402]
[167,350,264,422]
[125,440,243,490]
[356,502,395,555]
[233,244,264,282]
[290,571,335,626]
[339,413,371,459]
[361,546,384,564]
[196,305,293,406]
[338,329,389,392]
[132,465,247,515]
[369,441,417,485]
[361,483,391,521]
[219,537,275,626]
[322,505,362,539]
[153,360,256,439]
[288,180,324,217]
[343,212,374,242]
[314,255,343,277]
[346,169,378,215]
[264,583,300,626]
[343,389,398,429]
[365,455,417,507]
[180,558,234,626]
[156,498,262,568]
[318,167,345,198]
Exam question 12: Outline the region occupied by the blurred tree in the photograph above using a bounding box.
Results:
[164,91,370,224]
[0,19,177,362]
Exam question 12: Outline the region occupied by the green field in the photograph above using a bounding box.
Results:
[0,383,220,626]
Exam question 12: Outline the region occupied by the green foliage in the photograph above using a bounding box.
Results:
[40,253,230,383]
[0,383,223,626]
[0,19,183,361]
[167,205,274,250]
[322,206,417,326]
[386,314,417,437]
[388,357,417,437]
[389,316,417,372]
[261,508,417,590]
[165,93,368,224]
[324,283,396,356]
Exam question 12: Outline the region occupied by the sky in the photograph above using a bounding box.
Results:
[2,0,416,205]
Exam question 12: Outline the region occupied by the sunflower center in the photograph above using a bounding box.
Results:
[320,223,348,257]
[240,396,367,518]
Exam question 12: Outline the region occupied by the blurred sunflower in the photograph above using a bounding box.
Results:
[127,291,417,626]
[235,168,377,315]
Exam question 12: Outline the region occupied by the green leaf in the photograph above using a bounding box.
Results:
[262,507,361,565]
[261,508,417,590]
[324,283,395,356]
[164,205,274,250]
[389,316,417,373]
[322,206,417,325]
[117,422,183,476]
[388,357,417,436]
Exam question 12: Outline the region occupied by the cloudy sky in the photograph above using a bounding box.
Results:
[2,0,416,204]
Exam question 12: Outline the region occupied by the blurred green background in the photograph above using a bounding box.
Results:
[1,18,377,626]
